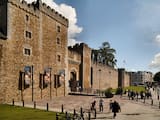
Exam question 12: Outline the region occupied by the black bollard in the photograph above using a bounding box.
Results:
[158,95,159,100]
[56,113,58,120]
[46,103,49,111]
[22,100,24,107]
[73,109,76,116]
[65,112,68,119]
[12,99,14,106]
[61,104,64,113]
[80,107,83,118]
[73,109,76,120]
[94,109,97,119]
[88,111,91,120]
[34,101,36,109]
[151,99,153,106]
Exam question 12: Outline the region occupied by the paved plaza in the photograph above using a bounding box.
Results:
[12,93,160,120]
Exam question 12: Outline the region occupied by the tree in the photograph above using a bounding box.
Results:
[153,72,160,83]
[99,42,116,67]
[92,42,117,67]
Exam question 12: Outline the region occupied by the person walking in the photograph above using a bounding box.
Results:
[112,100,121,119]
[99,98,104,112]
[91,100,96,111]
[109,100,113,112]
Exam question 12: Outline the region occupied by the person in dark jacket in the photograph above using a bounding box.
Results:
[112,100,121,118]
[91,100,96,111]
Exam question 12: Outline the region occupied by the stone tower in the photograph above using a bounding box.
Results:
[0,0,68,103]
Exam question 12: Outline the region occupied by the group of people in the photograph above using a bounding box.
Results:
[127,89,152,100]
[90,98,121,119]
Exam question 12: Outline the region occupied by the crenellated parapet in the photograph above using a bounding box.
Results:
[40,2,68,27]
[68,46,81,61]
[68,43,91,54]
[8,0,68,27]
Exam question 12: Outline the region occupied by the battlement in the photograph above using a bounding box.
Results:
[68,48,81,61]
[8,0,68,27]
[68,43,92,57]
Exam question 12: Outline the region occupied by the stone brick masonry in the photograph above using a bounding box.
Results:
[0,0,68,103]
[0,0,130,103]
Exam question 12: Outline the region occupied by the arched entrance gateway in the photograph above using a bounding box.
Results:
[69,70,78,92]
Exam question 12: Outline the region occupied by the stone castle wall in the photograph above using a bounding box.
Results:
[124,72,130,87]
[0,0,68,103]
[68,47,81,92]
[91,63,118,90]
[0,40,7,103]
[91,63,130,91]
[81,44,91,89]
[0,0,131,103]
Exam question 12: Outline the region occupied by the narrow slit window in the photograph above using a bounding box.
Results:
[24,48,31,56]
[57,55,61,62]
[26,15,29,21]
[57,38,60,44]
[57,25,61,32]
[25,31,32,39]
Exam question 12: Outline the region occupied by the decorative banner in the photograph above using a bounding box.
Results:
[44,68,51,87]
[24,66,31,89]
[59,69,65,85]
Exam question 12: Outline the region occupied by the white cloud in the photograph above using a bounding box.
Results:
[149,53,160,69]
[155,34,160,44]
[57,4,83,46]
[24,0,83,46]
[68,39,81,47]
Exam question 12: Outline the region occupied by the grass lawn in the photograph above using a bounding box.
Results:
[124,86,146,92]
[0,104,65,120]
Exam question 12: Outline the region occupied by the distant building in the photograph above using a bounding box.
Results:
[129,71,153,85]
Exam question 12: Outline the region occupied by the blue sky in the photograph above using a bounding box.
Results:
[53,0,160,74]
[27,0,160,74]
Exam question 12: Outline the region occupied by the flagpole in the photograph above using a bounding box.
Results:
[21,71,24,101]
[31,65,34,102]
[49,68,52,100]
[40,73,43,99]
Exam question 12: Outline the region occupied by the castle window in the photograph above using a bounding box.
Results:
[57,37,60,44]
[57,25,61,32]
[25,31,32,39]
[57,55,61,62]
[26,15,29,21]
[24,48,31,56]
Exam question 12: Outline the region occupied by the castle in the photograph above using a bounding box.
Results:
[0,0,130,103]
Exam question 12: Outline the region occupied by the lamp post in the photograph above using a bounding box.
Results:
[31,65,34,102]
[99,69,101,96]
[49,67,52,100]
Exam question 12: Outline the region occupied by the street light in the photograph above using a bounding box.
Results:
[99,69,101,96]
[48,67,52,100]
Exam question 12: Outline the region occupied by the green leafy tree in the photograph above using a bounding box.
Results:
[92,42,117,67]
[153,72,160,83]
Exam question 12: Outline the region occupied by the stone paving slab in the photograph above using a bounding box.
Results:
[10,95,160,120]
